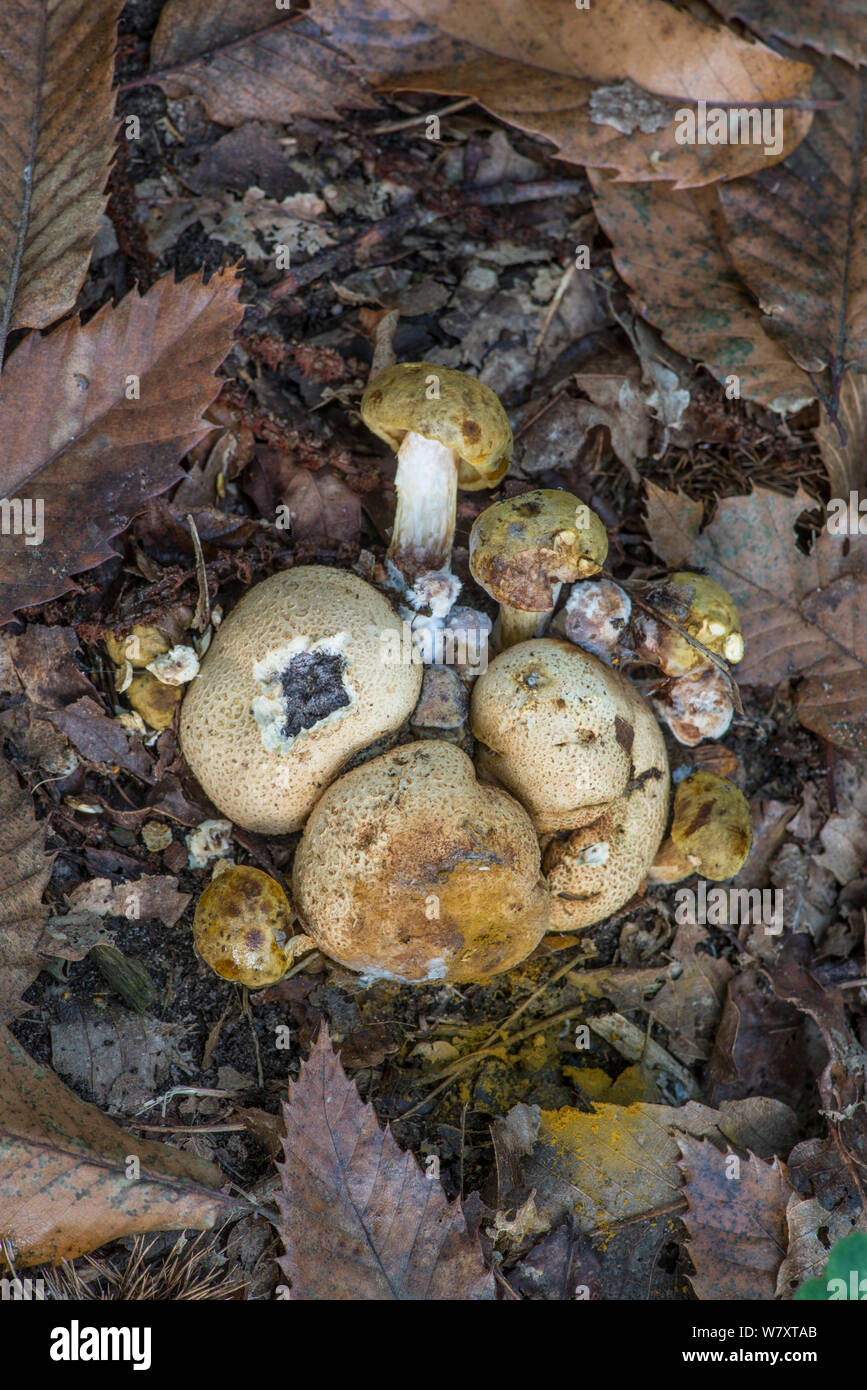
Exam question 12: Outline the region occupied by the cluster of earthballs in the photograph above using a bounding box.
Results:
[112,363,753,988]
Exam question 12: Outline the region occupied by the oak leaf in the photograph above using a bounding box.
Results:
[0,268,244,626]
[0,0,120,358]
[276,1028,494,1299]
[0,1025,236,1266]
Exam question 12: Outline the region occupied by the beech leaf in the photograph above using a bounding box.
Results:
[678,1135,792,1300]
[306,0,813,188]
[0,756,54,1025]
[0,0,120,358]
[719,60,867,399]
[0,268,244,625]
[708,0,867,68]
[276,1028,494,1300]
[0,1026,236,1267]
[591,177,815,410]
[148,0,376,125]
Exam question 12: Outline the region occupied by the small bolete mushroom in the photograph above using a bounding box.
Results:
[469,489,608,651]
[292,741,550,983]
[179,566,422,835]
[561,577,632,664]
[194,865,296,988]
[634,572,744,677]
[361,362,512,614]
[651,664,734,746]
[648,771,752,883]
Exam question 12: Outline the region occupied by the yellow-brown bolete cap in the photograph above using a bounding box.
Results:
[292,740,550,983]
[179,566,422,835]
[634,572,744,676]
[361,362,512,613]
[543,678,669,931]
[648,770,752,883]
[470,639,657,833]
[469,489,608,650]
[194,865,301,988]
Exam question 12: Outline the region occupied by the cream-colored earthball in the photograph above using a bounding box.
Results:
[180,566,422,834]
[293,741,550,983]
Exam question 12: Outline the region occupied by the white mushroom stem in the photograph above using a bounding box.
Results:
[495,584,562,652]
[388,431,460,609]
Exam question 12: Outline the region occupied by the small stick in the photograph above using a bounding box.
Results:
[375,98,473,133]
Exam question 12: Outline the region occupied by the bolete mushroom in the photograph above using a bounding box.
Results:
[560,577,632,664]
[648,771,752,883]
[361,362,512,614]
[469,489,608,651]
[179,566,422,835]
[651,664,734,746]
[634,572,744,676]
[292,741,550,983]
[194,865,308,987]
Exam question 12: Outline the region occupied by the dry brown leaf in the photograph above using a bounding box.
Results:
[816,369,867,497]
[708,0,867,68]
[494,1095,798,1233]
[276,1028,494,1300]
[0,1025,235,1266]
[678,1135,792,1300]
[776,1193,867,1299]
[719,60,867,399]
[0,757,54,1025]
[643,484,867,751]
[148,0,375,125]
[707,970,805,1111]
[309,0,813,187]
[0,0,119,357]
[592,177,815,410]
[770,938,867,1177]
[0,269,243,626]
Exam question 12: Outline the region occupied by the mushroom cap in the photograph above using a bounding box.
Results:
[179,566,422,835]
[361,362,512,489]
[471,639,648,832]
[670,771,752,880]
[292,741,550,983]
[193,865,293,988]
[562,577,632,661]
[636,572,744,675]
[651,664,734,746]
[469,490,609,612]
[544,677,669,930]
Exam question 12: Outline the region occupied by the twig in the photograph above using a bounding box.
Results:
[187,513,210,632]
[270,205,446,301]
[375,98,473,133]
